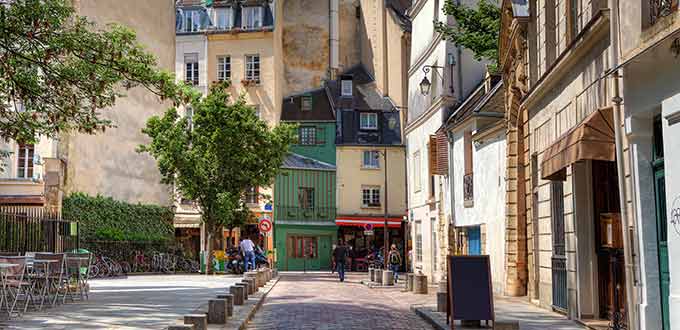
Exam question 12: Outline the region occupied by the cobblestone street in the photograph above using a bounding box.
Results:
[246,272,434,330]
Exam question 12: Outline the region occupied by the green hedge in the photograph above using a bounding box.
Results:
[63,192,174,243]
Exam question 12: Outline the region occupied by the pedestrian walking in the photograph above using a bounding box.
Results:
[388,244,401,283]
[240,236,256,271]
[332,239,348,282]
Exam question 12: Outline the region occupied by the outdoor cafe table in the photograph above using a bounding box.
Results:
[0,262,18,316]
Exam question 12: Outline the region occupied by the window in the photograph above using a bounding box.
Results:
[185,106,193,131]
[415,220,423,262]
[245,186,258,204]
[16,143,34,179]
[301,95,312,111]
[182,10,201,32]
[287,236,317,258]
[214,7,234,30]
[362,187,380,207]
[242,6,264,29]
[359,113,378,130]
[463,130,473,205]
[299,126,316,145]
[298,187,314,209]
[362,150,380,169]
[431,217,438,271]
[184,53,199,85]
[413,151,422,192]
[217,56,231,82]
[341,79,353,96]
[245,54,261,84]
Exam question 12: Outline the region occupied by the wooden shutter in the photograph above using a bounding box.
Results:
[428,135,437,176]
[434,130,449,175]
[464,131,473,175]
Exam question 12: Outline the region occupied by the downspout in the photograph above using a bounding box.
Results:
[455,0,463,101]
[608,0,638,329]
[329,0,339,79]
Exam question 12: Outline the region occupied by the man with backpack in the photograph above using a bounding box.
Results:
[388,244,402,283]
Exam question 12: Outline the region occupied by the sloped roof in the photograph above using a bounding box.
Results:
[446,76,504,128]
[281,88,335,122]
[326,64,396,112]
[281,153,336,171]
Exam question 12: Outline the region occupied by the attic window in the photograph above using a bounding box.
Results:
[301,95,312,111]
[341,79,353,97]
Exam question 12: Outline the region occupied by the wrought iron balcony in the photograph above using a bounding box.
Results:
[650,0,677,25]
[274,206,336,223]
[463,173,473,205]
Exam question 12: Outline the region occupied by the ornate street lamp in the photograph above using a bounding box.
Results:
[419,64,445,96]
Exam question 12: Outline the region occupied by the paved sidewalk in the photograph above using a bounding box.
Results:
[246,272,435,330]
[0,274,243,330]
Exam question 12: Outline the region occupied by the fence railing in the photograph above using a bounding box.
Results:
[650,0,677,25]
[275,206,336,222]
[463,173,474,204]
[0,207,79,254]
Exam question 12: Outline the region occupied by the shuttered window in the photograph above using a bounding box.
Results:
[464,130,473,175]
[427,132,449,176]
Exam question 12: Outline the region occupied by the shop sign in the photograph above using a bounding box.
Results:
[363,230,374,236]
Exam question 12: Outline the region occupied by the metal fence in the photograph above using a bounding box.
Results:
[0,206,79,254]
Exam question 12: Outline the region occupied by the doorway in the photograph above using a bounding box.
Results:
[592,160,626,324]
[551,181,568,312]
[653,116,670,330]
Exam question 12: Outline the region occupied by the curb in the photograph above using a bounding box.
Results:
[238,276,280,330]
[411,306,448,330]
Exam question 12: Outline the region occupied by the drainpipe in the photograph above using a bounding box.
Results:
[608,0,638,329]
[329,0,339,79]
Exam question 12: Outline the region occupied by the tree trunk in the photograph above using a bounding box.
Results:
[205,231,213,274]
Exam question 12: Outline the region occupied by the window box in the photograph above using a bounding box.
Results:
[241,79,259,87]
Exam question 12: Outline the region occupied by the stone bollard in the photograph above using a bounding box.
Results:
[216,293,234,317]
[436,280,448,313]
[406,273,414,291]
[245,271,258,287]
[167,325,194,330]
[229,285,245,305]
[413,273,428,294]
[208,299,228,324]
[235,283,249,300]
[375,269,383,284]
[183,314,207,330]
[382,270,394,286]
[273,268,278,278]
[242,278,256,294]
[368,267,374,282]
[265,268,271,282]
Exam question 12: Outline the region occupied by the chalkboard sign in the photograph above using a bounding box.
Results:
[447,255,494,328]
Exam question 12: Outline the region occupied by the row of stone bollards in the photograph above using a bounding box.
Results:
[167,268,277,330]
[366,267,428,294]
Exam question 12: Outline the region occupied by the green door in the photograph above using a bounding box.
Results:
[319,236,331,270]
[653,116,670,330]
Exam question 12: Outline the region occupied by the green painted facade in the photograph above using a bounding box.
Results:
[274,167,337,271]
[289,122,336,165]
[274,224,337,271]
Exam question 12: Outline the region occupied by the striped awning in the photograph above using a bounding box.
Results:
[173,215,201,228]
[336,216,403,228]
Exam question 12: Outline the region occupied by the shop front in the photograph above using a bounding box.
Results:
[335,216,406,271]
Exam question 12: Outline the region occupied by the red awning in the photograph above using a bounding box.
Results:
[335,216,403,228]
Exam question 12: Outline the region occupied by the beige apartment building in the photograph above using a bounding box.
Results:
[1,0,176,212]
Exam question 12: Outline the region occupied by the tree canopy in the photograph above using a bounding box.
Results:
[139,81,295,267]
[434,0,501,72]
[0,0,192,143]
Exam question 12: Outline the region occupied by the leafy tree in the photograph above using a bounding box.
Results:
[434,0,501,72]
[139,81,296,273]
[0,0,192,143]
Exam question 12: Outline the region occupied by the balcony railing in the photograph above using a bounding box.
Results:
[651,0,677,25]
[274,206,336,223]
[463,173,473,206]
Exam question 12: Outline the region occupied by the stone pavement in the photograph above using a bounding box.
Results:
[245,272,435,330]
[0,274,243,330]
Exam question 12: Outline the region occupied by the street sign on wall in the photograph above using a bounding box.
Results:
[259,218,272,233]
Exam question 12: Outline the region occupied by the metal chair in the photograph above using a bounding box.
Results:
[0,256,34,316]
[65,252,92,302]
[34,253,65,308]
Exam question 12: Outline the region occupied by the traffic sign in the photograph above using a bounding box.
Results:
[364,223,373,231]
[363,230,374,236]
[259,218,272,233]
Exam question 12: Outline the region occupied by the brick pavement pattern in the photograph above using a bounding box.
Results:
[246,272,434,330]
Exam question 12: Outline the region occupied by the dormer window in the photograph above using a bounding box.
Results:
[181,10,201,32]
[301,95,312,111]
[360,113,378,130]
[341,79,353,97]
[242,6,264,29]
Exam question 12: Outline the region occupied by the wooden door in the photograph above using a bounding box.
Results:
[653,116,670,330]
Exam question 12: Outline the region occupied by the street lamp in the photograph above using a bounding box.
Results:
[374,147,389,269]
[419,65,445,96]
